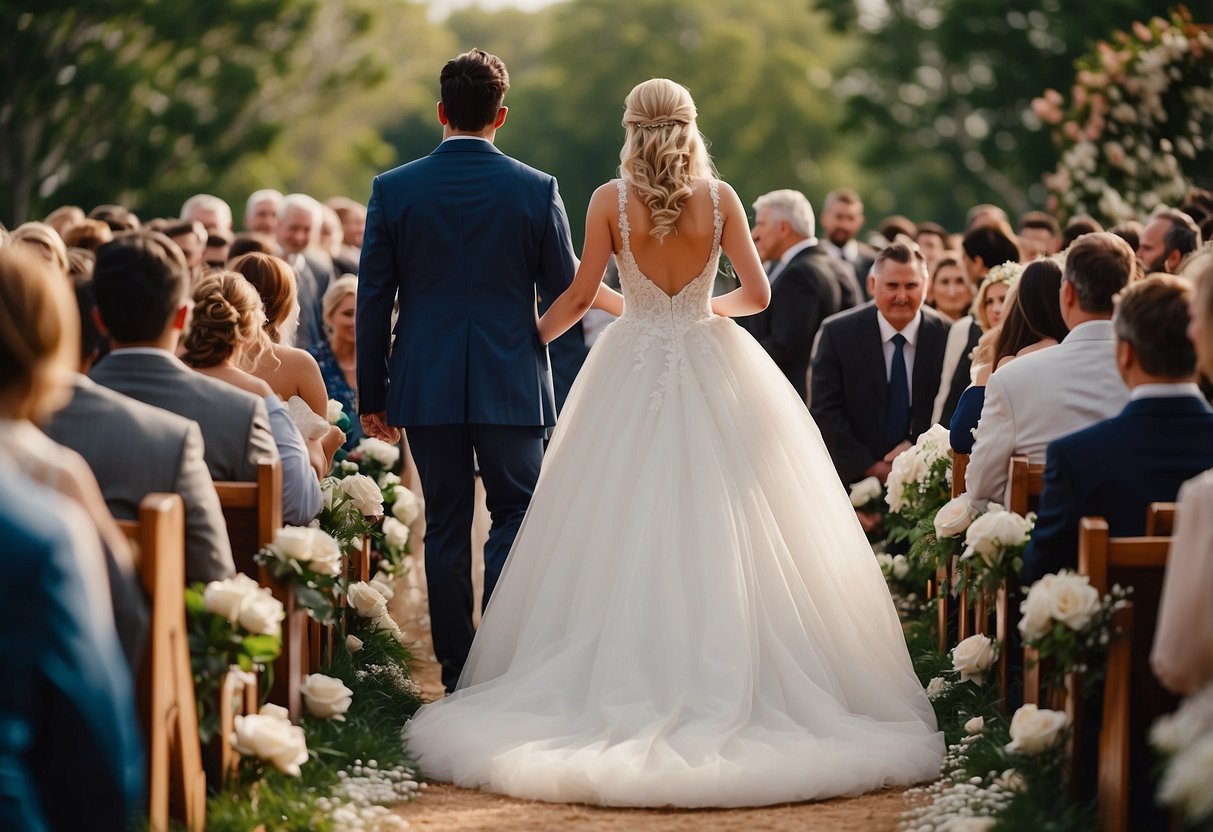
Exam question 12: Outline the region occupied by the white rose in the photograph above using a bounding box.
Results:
[1018,575,1059,641]
[1005,704,1069,755]
[340,474,384,517]
[345,635,363,653]
[1046,571,1101,632]
[259,703,290,722]
[1159,733,1213,820]
[370,576,395,601]
[232,713,309,776]
[891,554,910,580]
[382,517,410,550]
[963,508,1034,567]
[996,768,1026,793]
[347,581,388,619]
[238,588,286,637]
[269,526,343,577]
[965,715,985,735]
[356,438,401,469]
[300,673,353,721]
[203,573,261,622]
[934,495,978,539]
[849,476,883,508]
[925,676,948,700]
[340,460,359,474]
[319,477,340,510]
[392,487,423,526]
[943,818,996,832]
[371,613,400,634]
[326,399,346,425]
[875,553,894,577]
[951,634,998,684]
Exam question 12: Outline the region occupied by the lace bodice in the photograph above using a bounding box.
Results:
[615,178,721,335]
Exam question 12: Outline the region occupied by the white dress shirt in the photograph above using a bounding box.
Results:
[1130,382,1204,401]
[877,309,922,399]
[823,238,860,265]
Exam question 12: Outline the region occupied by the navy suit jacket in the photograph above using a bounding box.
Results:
[357,138,577,427]
[810,303,951,484]
[1022,394,1213,582]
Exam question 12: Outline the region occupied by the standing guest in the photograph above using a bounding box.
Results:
[180,272,322,524]
[878,215,917,245]
[962,232,1133,506]
[738,188,842,401]
[44,204,85,237]
[1110,220,1143,253]
[1018,211,1061,258]
[357,49,577,692]
[204,228,233,268]
[244,188,283,235]
[960,223,1021,287]
[62,218,113,252]
[162,219,207,272]
[180,193,233,233]
[1137,207,1203,275]
[966,203,1009,230]
[11,222,69,277]
[811,239,950,487]
[820,187,877,300]
[88,204,140,233]
[227,232,279,262]
[1062,214,1103,249]
[277,193,332,350]
[1153,261,1213,695]
[916,221,949,275]
[927,255,973,322]
[327,196,366,267]
[312,275,364,451]
[319,203,359,277]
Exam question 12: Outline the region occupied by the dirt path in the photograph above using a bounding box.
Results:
[388,480,908,831]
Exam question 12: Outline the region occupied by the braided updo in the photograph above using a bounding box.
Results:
[182,271,267,370]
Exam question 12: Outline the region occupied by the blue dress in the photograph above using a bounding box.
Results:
[949,384,986,454]
[310,340,363,451]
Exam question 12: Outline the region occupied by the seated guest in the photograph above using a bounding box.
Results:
[45,264,236,585]
[162,219,207,273]
[1110,220,1144,253]
[204,227,233,268]
[915,221,949,275]
[326,196,366,269]
[1153,262,1213,695]
[180,193,233,234]
[1017,211,1061,258]
[277,193,332,351]
[319,203,359,277]
[950,259,1068,453]
[964,233,1133,505]
[11,221,69,277]
[0,466,144,831]
[1022,275,1213,582]
[62,218,113,252]
[226,231,280,262]
[811,239,950,486]
[244,188,283,236]
[180,272,321,524]
[1062,214,1103,250]
[89,231,281,483]
[1137,207,1203,275]
[44,204,85,237]
[927,255,973,322]
[88,203,140,233]
[311,275,365,450]
[0,246,147,667]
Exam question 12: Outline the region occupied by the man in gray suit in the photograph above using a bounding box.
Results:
[46,275,235,584]
[89,231,279,490]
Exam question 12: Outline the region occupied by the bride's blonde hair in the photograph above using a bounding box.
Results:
[620,78,716,242]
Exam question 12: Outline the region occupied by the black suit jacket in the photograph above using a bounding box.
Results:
[810,303,951,484]
[737,245,841,401]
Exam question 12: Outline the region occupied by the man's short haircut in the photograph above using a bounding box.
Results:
[180,193,232,228]
[440,49,510,132]
[1154,207,1203,261]
[962,224,1021,268]
[279,193,323,227]
[1062,215,1104,250]
[1113,275,1196,378]
[1018,211,1060,236]
[1063,231,1134,315]
[245,189,283,221]
[822,187,862,213]
[752,190,816,239]
[872,237,926,278]
[227,232,279,261]
[917,221,948,242]
[93,230,190,343]
[161,219,205,241]
[87,204,140,233]
[879,215,917,242]
[1110,220,1143,252]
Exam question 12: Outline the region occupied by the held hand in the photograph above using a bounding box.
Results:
[865,460,893,484]
[361,412,401,444]
[883,441,912,464]
[856,510,882,534]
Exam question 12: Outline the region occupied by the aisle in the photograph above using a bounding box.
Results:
[389,479,906,831]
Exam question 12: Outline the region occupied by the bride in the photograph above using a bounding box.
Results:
[403,78,944,808]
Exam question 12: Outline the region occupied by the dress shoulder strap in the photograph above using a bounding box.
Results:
[709,180,722,249]
[616,179,631,254]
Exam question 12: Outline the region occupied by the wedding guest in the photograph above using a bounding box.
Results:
[1017,211,1061,258]
[11,221,69,277]
[162,218,207,272]
[204,227,233,268]
[811,239,950,486]
[180,193,233,233]
[66,247,95,283]
[277,193,332,350]
[311,275,363,450]
[62,218,113,251]
[878,215,916,245]
[916,221,949,275]
[1137,207,1203,275]
[927,255,973,322]
[44,204,85,237]
[244,188,283,235]
[1061,214,1103,250]
[89,231,280,484]
[1153,261,1213,695]
[88,203,140,233]
[227,231,279,262]
[963,232,1133,505]
[319,203,359,277]
[180,272,321,524]
[739,188,842,401]
[820,187,876,300]
[966,203,1009,231]
[1110,220,1143,252]
[327,196,365,267]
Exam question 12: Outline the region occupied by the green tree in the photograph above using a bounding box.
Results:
[815,0,1178,228]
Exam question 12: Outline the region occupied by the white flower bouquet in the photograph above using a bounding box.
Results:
[256,525,348,625]
[957,504,1035,596]
[1153,684,1213,824]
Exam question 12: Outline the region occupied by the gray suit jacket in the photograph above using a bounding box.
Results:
[89,349,279,483]
[45,375,236,584]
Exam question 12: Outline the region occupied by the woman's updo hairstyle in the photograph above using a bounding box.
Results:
[620,78,716,242]
[182,271,267,370]
[229,252,297,344]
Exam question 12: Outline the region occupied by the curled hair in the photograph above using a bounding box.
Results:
[619,78,716,242]
[181,271,267,370]
[229,252,296,344]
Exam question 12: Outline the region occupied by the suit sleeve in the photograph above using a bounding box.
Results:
[964,372,1016,505]
[1020,440,1078,583]
[356,175,398,414]
[241,398,280,483]
[536,177,577,301]
[760,267,822,365]
[173,423,235,583]
[810,322,876,484]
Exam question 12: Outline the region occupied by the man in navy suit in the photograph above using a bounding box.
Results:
[1022,275,1213,582]
[357,49,577,692]
[810,239,951,488]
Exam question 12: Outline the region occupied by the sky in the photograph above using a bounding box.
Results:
[424,0,563,21]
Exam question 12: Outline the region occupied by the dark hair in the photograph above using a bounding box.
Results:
[227,232,279,261]
[992,259,1068,365]
[440,49,510,132]
[88,204,140,233]
[917,221,948,243]
[93,231,189,342]
[1018,211,1060,236]
[871,237,926,277]
[1113,275,1196,378]
[1062,215,1104,250]
[1155,208,1203,262]
[1110,220,1143,252]
[962,224,1020,271]
[206,228,234,247]
[162,219,205,242]
[1063,232,1134,314]
[62,219,113,252]
[70,269,107,368]
[879,215,916,242]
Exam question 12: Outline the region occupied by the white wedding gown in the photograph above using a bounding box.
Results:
[403,180,944,807]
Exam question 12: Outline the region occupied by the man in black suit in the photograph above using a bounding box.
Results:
[820,188,877,302]
[738,189,842,402]
[277,192,333,351]
[810,239,951,486]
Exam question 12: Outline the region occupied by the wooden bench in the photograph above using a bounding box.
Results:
[935,451,970,651]
[1146,502,1177,536]
[116,493,205,832]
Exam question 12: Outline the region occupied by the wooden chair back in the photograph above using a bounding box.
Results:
[1146,502,1177,537]
[1098,604,1134,832]
[116,494,205,832]
[217,669,259,787]
[951,451,969,499]
[936,451,969,651]
[1007,454,1046,516]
